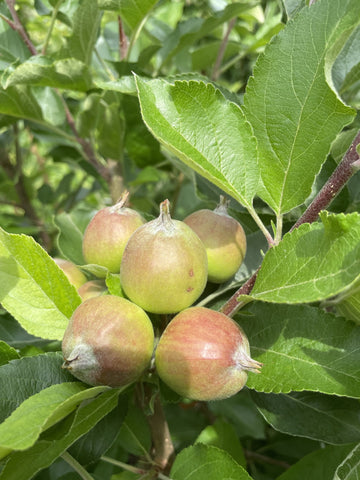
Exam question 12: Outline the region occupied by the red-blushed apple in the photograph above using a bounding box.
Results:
[54,258,87,290]
[82,192,145,273]
[184,196,246,283]
[62,295,155,387]
[155,306,261,401]
[120,199,208,314]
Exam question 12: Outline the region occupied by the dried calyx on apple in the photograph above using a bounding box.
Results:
[82,191,145,273]
[184,196,246,283]
[155,306,261,401]
[62,295,155,388]
[120,199,208,314]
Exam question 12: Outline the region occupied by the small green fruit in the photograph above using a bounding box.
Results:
[82,192,145,273]
[120,200,208,314]
[155,307,261,401]
[62,295,154,387]
[54,258,87,290]
[77,279,107,301]
[184,196,246,283]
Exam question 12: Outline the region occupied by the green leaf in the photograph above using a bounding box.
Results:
[242,302,360,397]
[54,209,95,265]
[4,57,92,91]
[277,444,357,480]
[243,0,359,214]
[334,444,360,480]
[332,27,360,95]
[105,273,124,297]
[0,383,110,458]
[157,3,256,68]
[123,94,165,168]
[97,102,125,159]
[252,391,360,445]
[68,395,128,465]
[65,0,102,65]
[170,444,253,480]
[282,0,306,20]
[0,228,81,340]
[0,341,19,366]
[0,312,45,350]
[34,86,66,126]
[0,389,121,480]
[0,353,75,424]
[135,76,259,208]
[246,212,360,304]
[0,86,43,121]
[208,390,266,441]
[117,403,151,458]
[195,418,246,467]
[95,78,137,95]
[118,0,158,30]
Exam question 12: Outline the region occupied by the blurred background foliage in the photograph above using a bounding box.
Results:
[0,0,288,253]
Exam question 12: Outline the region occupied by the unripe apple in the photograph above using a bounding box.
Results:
[184,196,246,283]
[82,192,145,273]
[62,295,155,387]
[77,279,107,301]
[155,307,261,401]
[120,200,208,314]
[54,258,87,290]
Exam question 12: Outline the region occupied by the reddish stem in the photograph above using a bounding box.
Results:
[118,16,128,60]
[291,129,360,230]
[5,0,38,55]
[220,269,259,317]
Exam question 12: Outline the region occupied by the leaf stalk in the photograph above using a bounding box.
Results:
[61,451,95,480]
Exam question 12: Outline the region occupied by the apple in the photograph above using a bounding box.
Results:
[155,306,261,401]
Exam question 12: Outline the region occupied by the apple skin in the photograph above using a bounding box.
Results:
[62,295,155,387]
[120,200,208,314]
[82,200,145,273]
[77,279,107,301]
[155,307,261,401]
[184,200,246,283]
[54,258,87,290]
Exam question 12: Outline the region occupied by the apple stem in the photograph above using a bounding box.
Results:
[116,190,130,208]
[158,199,175,231]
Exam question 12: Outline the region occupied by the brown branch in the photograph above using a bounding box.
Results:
[245,449,291,470]
[145,393,175,473]
[5,0,38,55]
[118,16,128,60]
[60,97,111,184]
[291,129,360,230]
[212,17,236,81]
[220,268,259,317]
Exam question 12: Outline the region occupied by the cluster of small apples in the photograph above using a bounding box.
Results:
[60,193,261,401]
